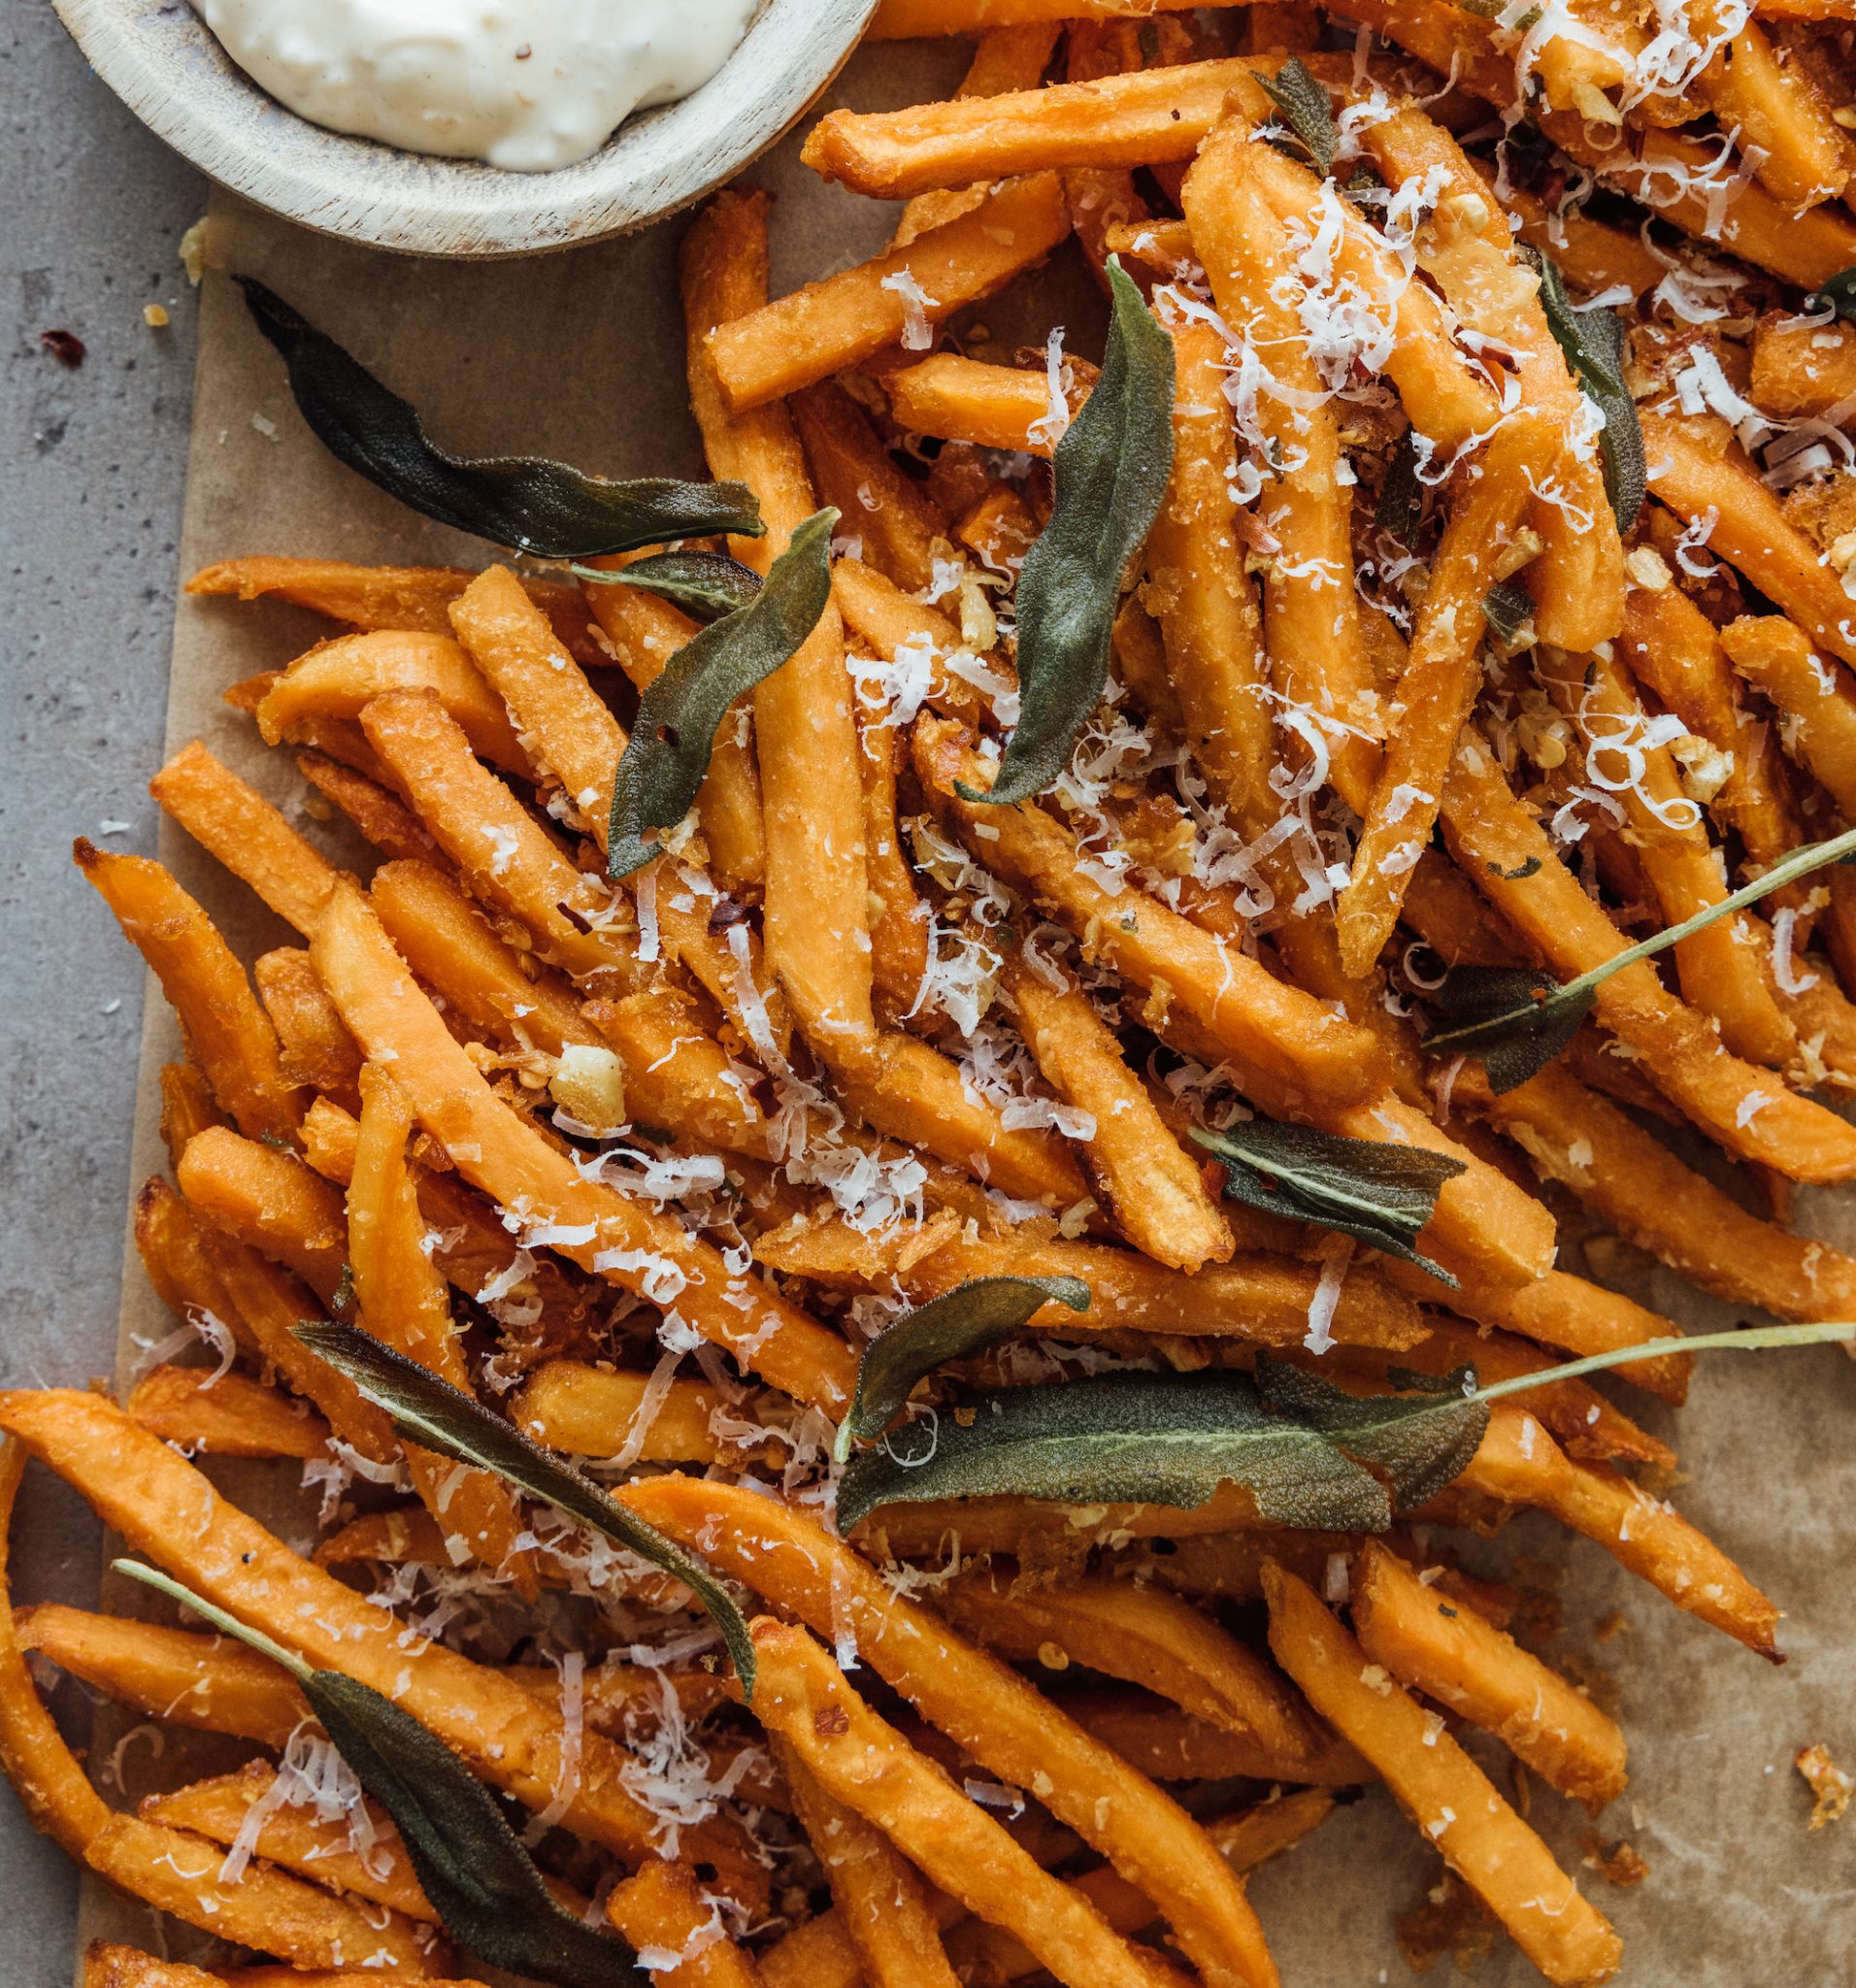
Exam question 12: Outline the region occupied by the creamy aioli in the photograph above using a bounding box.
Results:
[193,0,759,172]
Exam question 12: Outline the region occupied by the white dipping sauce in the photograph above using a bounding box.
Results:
[193,0,760,171]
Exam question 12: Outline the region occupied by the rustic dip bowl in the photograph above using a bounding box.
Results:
[53,0,877,256]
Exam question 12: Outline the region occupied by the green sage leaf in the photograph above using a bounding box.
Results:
[572,549,764,625]
[835,1275,1090,1461]
[294,1320,755,1693]
[240,279,762,559]
[608,509,837,878]
[1191,1120,1467,1284]
[968,260,1174,805]
[1810,267,1856,324]
[1253,1355,1488,1512]
[1481,580,1536,648]
[837,1370,1394,1537]
[1258,57,1339,178]
[1527,250,1644,530]
[1375,430,1422,542]
[1422,820,1856,1090]
[114,1563,635,1988]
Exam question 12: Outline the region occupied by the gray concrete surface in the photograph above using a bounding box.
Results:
[3,9,206,1974]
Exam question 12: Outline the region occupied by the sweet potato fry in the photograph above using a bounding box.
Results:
[254,948,363,1102]
[133,1176,251,1361]
[868,0,1203,31]
[1459,1408,1782,1657]
[1721,614,1856,813]
[513,1360,746,1467]
[178,1124,347,1302]
[151,741,342,936]
[296,749,443,865]
[359,688,643,986]
[584,990,775,1161]
[1351,1541,1628,1811]
[607,1857,766,1986]
[312,878,856,1410]
[1003,960,1231,1271]
[127,1366,330,1460]
[0,1389,759,1895]
[855,716,934,1026]
[623,1476,1280,1988]
[754,1213,1422,1350]
[75,842,305,1143]
[778,1745,962,1988]
[742,1619,1193,1988]
[885,353,1088,458]
[792,381,947,592]
[257,628,528,775]
[1693,19,1856,214]
[1263,1563,1621,1987]
[832,556,1006,729]
[938,1565,1327,1765]
[186,554,605,673]
[1752,314,1856,419]
[705,176,1072,413]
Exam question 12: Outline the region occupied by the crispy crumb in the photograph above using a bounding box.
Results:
[179,217,211,284]
[1581,1832,1651,1886]
[1396,1866,1499,1974]
[1593,1608,1629,1645]
[143,303,170,329]
[1796,1744,1851,1829]
[1552,1646,1623,1720]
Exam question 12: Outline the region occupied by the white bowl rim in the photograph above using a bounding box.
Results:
[53,0,877,257]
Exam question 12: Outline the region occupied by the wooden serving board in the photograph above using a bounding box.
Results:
[68,42,1856,1983]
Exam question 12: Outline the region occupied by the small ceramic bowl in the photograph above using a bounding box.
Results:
[53,0,877,256]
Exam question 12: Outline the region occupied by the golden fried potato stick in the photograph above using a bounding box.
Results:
[258,628,529,775]
[742,1619,1196,1988]
[160,1057,229,1163]
[350,1064,531,1582]
[222,1973,483,1988]
[186,554,605,672]
[1262,1563,1621,1987]
[1441,733,1856,1180]
[1339,419,1545,977]
[706,175,1070,414]
[313,878,857,1411]
[1534,644,1795,1066]
[134,1175,253,1361]
[296,748,444,864]
[608,1858,767,1986]
[804,54,1309,199]
[792,382,947,593]
[868,0,1202,32]
[854,1484,1268,1562]
[1062,20,1177,281]
[127,1366,331,1460]
[1352,104,1623,651]
[255,947,363,1102]
[681,189,878,1044]
[83,1946,235,1988]
[938,1564,1329,1766]
[514,1360,748,1467]
[178,1123,347,1301]
[1693,17,1856,214]
[831,556,1006,730]
[583,992,776,1162]
[1002,960,1232,1272]
[0,1445,441,1970]
[855,716,933,1026]
[959,1791,1335,1983]
[1351,1541,1628,1811]
[777,1743,962,1988]
[0,1391,761,1896]
[622,1476,1280,1988]
[1721,614,1856,814]
[17,1605,309,1746]
[1460,1059,1856,1323]
[75,841,305,1143]
[151,741,343,935]
[1484,173,1665,297]
[1752,314,1856,419]
[1643,415,1856,667]
[885,353,1085,457]
[141,1761,434,1920]
[359,688,643,986]
[754,1212,1423,1350]
[1459,1407,1782,1657]
[576,561,767,896]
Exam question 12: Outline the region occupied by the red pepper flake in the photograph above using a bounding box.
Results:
[40,329,86,368]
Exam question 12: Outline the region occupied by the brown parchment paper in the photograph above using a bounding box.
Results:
[60,39,1854,1985]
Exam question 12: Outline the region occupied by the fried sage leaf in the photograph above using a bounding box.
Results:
[1258,56,1339,178]
[1481,580,1536,648]
[571,549,764,624]
[608,508,837,878]
[1422,820,1856,1090]
[1812,266,1856,323]
[114,1562,635,1988]
[1528,249,1644,530]
[966,259,1174,805]
[1374,429,1423,541]
[835,1275,1090,1460]
[836,1370,1395,1536]
[1192,1121,1467,1284]
[1253,1356,1488,1512]
[240,279,762,558]
[296,1321,754,1691]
